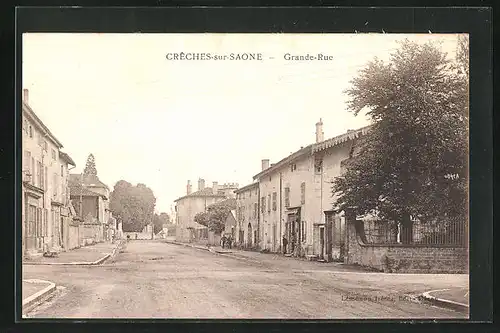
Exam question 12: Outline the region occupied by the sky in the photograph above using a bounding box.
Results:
[22,33,461,214]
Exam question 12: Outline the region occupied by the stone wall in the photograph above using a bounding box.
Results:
[345,216,468,274]
[68,224,80,250]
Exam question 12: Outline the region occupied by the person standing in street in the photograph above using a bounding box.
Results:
[221,235,227,249]
[282,235,288,254]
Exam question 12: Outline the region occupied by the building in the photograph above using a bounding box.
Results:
[234,182,260,248]
[174,179,238,243]
[69,173,111,244]
[253,119,371,260]
[21,89,76,256]
[205,198,237,246]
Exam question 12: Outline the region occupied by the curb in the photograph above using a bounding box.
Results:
[421,289,469,314]
[22,279,56,314]
[23,241,124,266]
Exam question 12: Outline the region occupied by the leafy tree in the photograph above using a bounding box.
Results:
[110,180,156,232]
[193,201,234,235]
[194,211,210,228]
[332,39,468,243]
[83,153,98,176]
[153,212,171,234]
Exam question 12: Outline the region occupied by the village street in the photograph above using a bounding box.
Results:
[23,240,468,319]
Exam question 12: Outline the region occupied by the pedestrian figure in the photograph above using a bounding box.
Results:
[221,235,227,249]
[135,233,138,240]
[282,235,288,254]
[227,235,233,249]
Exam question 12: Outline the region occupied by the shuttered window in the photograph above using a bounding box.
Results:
[284,187,290,208]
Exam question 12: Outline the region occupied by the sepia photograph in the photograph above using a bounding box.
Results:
[21,32,469,319]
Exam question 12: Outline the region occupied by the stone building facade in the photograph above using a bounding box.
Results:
[234,182,260,248]
[21,89,76,256]
[253,119,370,259]
[174,179,238,243]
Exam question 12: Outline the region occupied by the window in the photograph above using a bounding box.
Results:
[261,197,266,213]
[249,190,252,198]
[43,140,48,151]
[31,157,35,185]
[52,149,56,160]
[272,192,277,211]
[284,187,290,208]
[29,126,33,138]
[267,194,271,213]
[53,173,58,197]
[36,161,42,188]
[315,157,323,174]
[290,164,297,172]
[301,182,306,205]
[61,165,64,176]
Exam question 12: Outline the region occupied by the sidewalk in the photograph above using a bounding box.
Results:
[22,279,56,314]
[166,240,376,272]
[23,241,122,265]
[421,287,469,313]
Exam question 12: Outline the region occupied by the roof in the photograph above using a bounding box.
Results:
[252,125,372,180]
[59,151,76,166]
[253,145,313,180]
[174,187,226,202]
[69,185,106,198]
[234,182,259,194]
[207,198,237,210]
[312,125,372,153]
[22,101,64,148]
[70,174,109,190]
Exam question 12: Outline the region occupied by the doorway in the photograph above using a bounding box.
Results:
[247,223,253,247]
[60,217,64,249]
[319,226,325,259]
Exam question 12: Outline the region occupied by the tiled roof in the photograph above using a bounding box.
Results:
[312,125,372,153]
[69,185,104,198]
[207,198,237,210]
[253,125,372,180]
[59,151,76,166]
[174,187,226,202]
[22,101,64,148]
[69,174,109,190]
[234,182,258,194]
[253,145,313,180]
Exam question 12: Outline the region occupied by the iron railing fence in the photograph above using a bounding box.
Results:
[362,218,467,247]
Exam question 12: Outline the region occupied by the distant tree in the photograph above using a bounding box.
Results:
[153,212,171,234]
[332,39,468,243]
[110,180,156,232]
[193,203,232,235]
[83,153,98,176]
[194,211,210,228]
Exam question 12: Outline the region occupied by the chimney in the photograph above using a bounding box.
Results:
[261,159,270,171]
[212,181,219,194]
[23,89,29,103]
[316,118,324,143]
[186,180,192,195]
[198,178,205,191]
